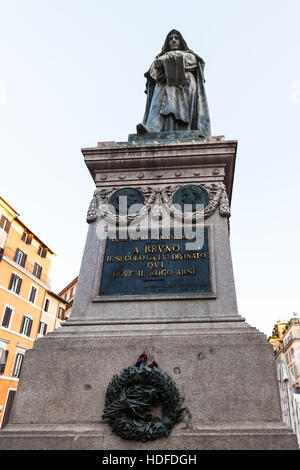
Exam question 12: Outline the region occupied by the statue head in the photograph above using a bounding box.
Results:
[168,32,181,51]
[157,30,190,57]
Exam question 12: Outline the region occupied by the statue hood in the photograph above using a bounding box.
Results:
[156,29,205,70]
[156,29,190,56]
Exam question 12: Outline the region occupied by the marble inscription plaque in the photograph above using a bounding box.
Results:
[99,229,210,296]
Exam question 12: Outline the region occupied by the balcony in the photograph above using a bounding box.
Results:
[3,246,50,286]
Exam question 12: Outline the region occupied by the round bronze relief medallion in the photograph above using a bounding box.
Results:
[108,188,144,215]
[173,184,209,212]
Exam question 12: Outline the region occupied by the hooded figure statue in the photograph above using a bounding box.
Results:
[137,30,211,136]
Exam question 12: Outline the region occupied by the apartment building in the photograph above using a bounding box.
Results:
[58,276,78,320]
[269,316,300,390]
[0,196,67,428]
[268,319,289,352]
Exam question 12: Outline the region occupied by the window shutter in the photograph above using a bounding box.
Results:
[2,307,12,327]
[4,220,11,233]
[12,354,20,377]
[0,216,9,231]
[16,278,22,295]
[42,247,47,258]
[26,234,33,245]
[39,322,47,335]
[29,286,36,303]
[18,354,24,377]
[0,350,9,374]
[27,319,33,336]
[21,232,26,242]
[20,316,25,334]
[13,354,24,378]
[35,264,42,279]
[21,253,27,268]
[8,274,14,290]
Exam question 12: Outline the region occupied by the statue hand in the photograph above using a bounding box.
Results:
[154,58,163,69]
[156,71,166,83]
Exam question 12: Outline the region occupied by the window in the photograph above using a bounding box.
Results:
[0,215,10,233]
[8,274,22,294]
[291,348,295,361]
[283,332,293,347]
[14,249,27,268]
[293,365,298,378]
[21,231,32,245]
[0,348,9,374]
[20,316,33,337]
[44,298,50,312]
[28,286,37,303]
[1,306,13,328]
[285,353,289,364]
[33,263,42,280]
[58,307,65,320]
[38,321,47,336]
[12,354,24,378]
[38,245,47,258]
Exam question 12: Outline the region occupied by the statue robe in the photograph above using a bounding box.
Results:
[142,51,211,136]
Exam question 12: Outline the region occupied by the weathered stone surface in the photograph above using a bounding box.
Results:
[128,130,203,142]
[70,139,239,325]
[0,422,297,450]
[0,321,298,449]
[0,138,298,450]
[84,138,236,204]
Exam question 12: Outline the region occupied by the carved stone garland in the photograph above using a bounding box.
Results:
[86,183,230,224]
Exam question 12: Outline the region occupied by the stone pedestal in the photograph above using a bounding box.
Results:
[0,135,298,450]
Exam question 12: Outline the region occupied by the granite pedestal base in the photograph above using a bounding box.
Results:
[0,320,298,450]
[1,137,297,449]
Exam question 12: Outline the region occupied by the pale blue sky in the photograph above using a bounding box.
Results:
[1,0,300,335]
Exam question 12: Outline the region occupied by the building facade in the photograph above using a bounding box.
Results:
[58,276,78,320]
[0,196,67,428]
[269,317,300,391]
[268,319,289,352]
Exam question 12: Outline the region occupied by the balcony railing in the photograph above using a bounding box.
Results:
[3,246,50,285]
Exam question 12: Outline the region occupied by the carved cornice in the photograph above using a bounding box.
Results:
[82,139,237,204]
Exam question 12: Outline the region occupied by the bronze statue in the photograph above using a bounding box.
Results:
[137,30,211,136]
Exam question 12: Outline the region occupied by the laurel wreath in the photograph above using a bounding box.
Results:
[102,354,184,441]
